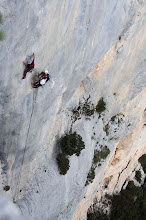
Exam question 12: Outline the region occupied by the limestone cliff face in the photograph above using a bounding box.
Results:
[0,0,145,220]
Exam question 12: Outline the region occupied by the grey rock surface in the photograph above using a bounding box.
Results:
[0,196,31,220]
[0,0,145,219]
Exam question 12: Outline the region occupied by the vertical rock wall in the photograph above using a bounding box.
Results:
[71,0,146,218]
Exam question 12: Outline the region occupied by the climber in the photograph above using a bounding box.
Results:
[38,70,50,81]
[31,70,50,88]
[22,53,35,79]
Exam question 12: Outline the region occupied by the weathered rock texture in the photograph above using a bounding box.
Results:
[0,197,29,220]
[0,0,145,219]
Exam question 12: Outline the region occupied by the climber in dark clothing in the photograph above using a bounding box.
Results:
[22,53,35,79]
[31,70,50,88]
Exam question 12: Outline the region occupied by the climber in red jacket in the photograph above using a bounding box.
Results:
[31,70,50,88]
[22,53,35,79]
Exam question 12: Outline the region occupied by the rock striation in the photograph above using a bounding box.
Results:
[0,0,145,219]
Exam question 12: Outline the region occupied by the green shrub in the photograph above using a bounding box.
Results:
[61,132,85,156]
[93,150,101,164]
[103,124,109,135]
[117,112,124,116]
[87,212,109,220]
[96,98,106,114]
[87,212,110,220]
[139,154,146,173]
[126,180,135,190]
[57,132,85,175]
[87,213,97,220]
[0,13,4,41]
[0,31,4,41]
[111,115,116,122]
[111,113,124,122]
[3,185,10,191]
[72,108,80,122]
[85,146,110,185]
[93,146,110,164]
[71,97,95,122]
[85,166,95,185]
[57,153,70,175]
[135,170,142,183]
[82,102,95,117]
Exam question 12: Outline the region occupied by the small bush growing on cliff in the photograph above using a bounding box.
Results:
[139,154,146,173]
[3,185,10,191]
[0,13,4,41]
[0,31,4,41]
[85,146,110,186]
[57,153,70,175]
[111,115,117,122]
[61,132,85,156]
[82,102,95,117]
[71,97,95,122]
[135,170,142,183]
[103,124,109,136]
[96,98,106,114]
[87,212,108,220]
[85,166,95,186]
[57,132,85,175]
[87,213,98,220]
[111,113,124,123]
[93,146,110,164]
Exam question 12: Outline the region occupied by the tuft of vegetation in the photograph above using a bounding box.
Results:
[126,180,135,190]
[3,185,10,191]
[82,97,95,117]
[0,13,4,41]
[72,108,81,122]
[87,213,98,220]
[87,212,109,220]
[85,145,110,185]
[93,146,110,164]
[139,154,146,173]
[135,170,142,183]
[0,31,4,41]
[85,166,95,186]
[110,113,124,123]
[61,132,85,156]
[96,98,106,114]
[103,124,109,136]
[71,97,95,122]
[57,153,70,175]
[111,115,116,122]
